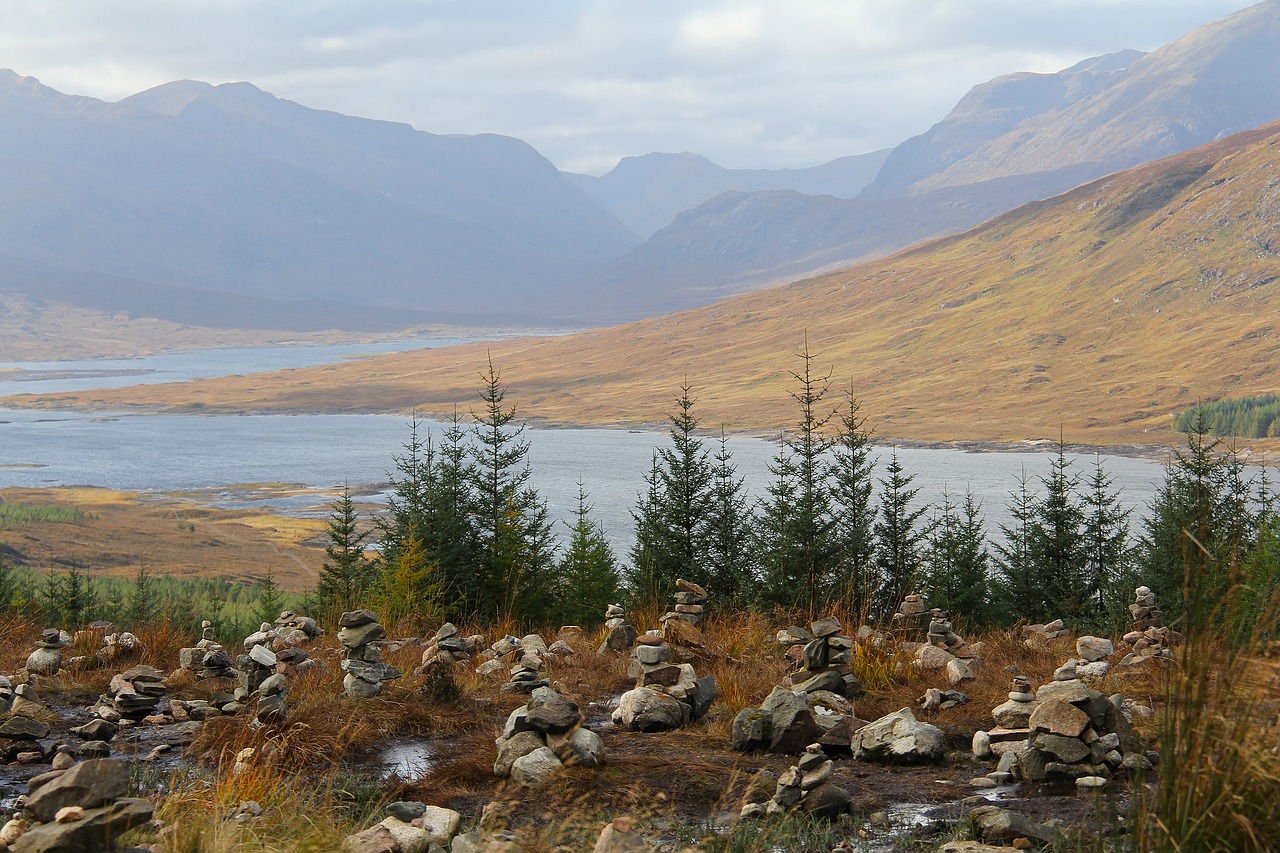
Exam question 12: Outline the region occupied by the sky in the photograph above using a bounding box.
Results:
[0,1,1262,175]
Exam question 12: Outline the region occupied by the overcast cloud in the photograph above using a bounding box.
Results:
[0,1,1260,174]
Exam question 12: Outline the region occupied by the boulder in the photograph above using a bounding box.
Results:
[11,797,152,853]
[493,731,545,777]
[761,688,819,754]
[969,805,1065,847]
[614,688,687,732]
[731,708,770,752]
[852,707,944,763]
[509,746,563,786]
[1028,699,1090,738]
[553,727,603,769]
[799,782,850,818]
[1077,636,1115,663]
[25,759,130,823]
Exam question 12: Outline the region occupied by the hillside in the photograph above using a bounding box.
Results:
[9,122,1280,448]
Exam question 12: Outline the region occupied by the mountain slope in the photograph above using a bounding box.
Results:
[16,122,1280,447]
[0,72,639,325]
[568,149,890,238]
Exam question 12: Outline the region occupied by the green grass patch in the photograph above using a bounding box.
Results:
[0,502,91,526]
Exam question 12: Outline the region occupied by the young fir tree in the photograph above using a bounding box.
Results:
[255,570,284,627]
[993,469,1043,622]
[755,343,838,613]
[704,429,756,608]
[129,565,155,629]
[421,410,479,616]
[377,527,445,629]
[316,484,374,621]
[829,385,877,613]
[873,450,930,616]
[754,450,803,610]
[470,356,557,623]
[0,551,13,613]
[1028,442,1088,624]
[628,454,665,608]
[555,483,621,628]
[42,568,96,628]
[1081,455,1132,629]
[924,489,990,621]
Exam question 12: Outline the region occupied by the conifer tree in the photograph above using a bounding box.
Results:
[42,568,96,628]
[255,570,283,627]
[470,356,557,622]
[627,454,665,608]
[129,565,155,628]
[925,489,989,621]
[993,469,1043,622]
[1081,455,1132,628]
[377,527,445,629]
[1028,442,1088,623]
[755,451,804,610]
[0,551,13,613]
[829,385,877,613]
[316,484,374,620]
[555,484,621,627]
[873,450,930,616]
[704,429,756,608]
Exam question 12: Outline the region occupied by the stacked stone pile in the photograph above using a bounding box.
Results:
[273,609,323,645]
[0,704,54,763]
[338,610,401,698]
[660,579,708,647]
[0,675,14,713]
[1120,586,1177,666]
[612,631,716,732]
[342,800,463,852]
[597,603,637,654]
[238,623,280,694]
[416,622,485,673]
[254,673,287,726]
[889,596,979,682]
[892,593,929,637]
[1022,618,1070,644]
[1050,636,1115,683]
[0,758,153,852]
[499,636,550,694]
[494,686,604,786]
[177,620,237,680]
[9,682,47,719]
[740,743,851,819]
[781,616,864,698]
[474,635,519,676]
[24,629,66,677]
[101,665,166,721]
[851,707,945,762]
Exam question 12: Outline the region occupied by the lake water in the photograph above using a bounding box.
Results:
[0,343,1173,550]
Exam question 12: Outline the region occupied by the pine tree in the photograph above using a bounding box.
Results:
[829,385,877,614]
[650,382,716,592]
[470,355,557,623]
[255,570,283,627]
[627,454,665,609]
[555,484,621,628]
[1081,455,1132,630]
[704,429,756,608]
[1028,442,1088,623]
[0,551,13,613]
[993,470,1043,622]
[41,568,96,628]
[377,527,445,629]
[925,489,990,621]
[755,450,803,610]
[421,410,479,616]
[129,565,155,628]
[316,484,375,621]
[873,450,930,616]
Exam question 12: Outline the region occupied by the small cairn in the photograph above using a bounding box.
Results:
[238,623,280,694]
[102,665,167,721]
[254,672,287,726]
[0,675,14,713]
[660,578,708,647]
[494,686,604,785]
[338,609,401,698]
[1053,635,1115,682]
[1120,586,1176,666]
[740,743,850,819]
[417,622,485,673]
[892,593,930,636]
[1022,617,1070,645]
[178,620,237,680]
[785,616,864,697]
[273,609,323,645]
[892,595,978,680]
[494,635,550,694]
[24,629,66,677]
[475,634,521,676]
[0,758,153,852]
[97,631,141,665]
[343,801,463,851]
[613,630,716,732]
[597,603,637,654]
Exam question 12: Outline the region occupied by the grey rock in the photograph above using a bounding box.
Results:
[1031,732,1091,764]
[614,687,687,732]
[0,717,51,740]
[338,610,378,628]
[525,692,580,734]
[761,688,819,755]
[852,707,944,763]
[800,782,850,817]
[509,746,562,786]
[494,731,545,777]
[555,727,603,769]
[12,797,152,853]
[1028,699,1090,738]
[25,758,129,823]
[386,800,427,822]
[338,622,387,649]
[970,805,1064,847]
[731,708,770,752]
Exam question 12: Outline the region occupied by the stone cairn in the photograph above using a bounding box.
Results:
[1120,585,1176,666]
[613,630,716,732]
[343,800,463,852]
[338,609,402,698]
[741,743,851,820]
[494,686,605,786]
[274,609,323,643]
[597,603,637,654]
[0,758,153,852]
[239,622,280,694]
[178,619,237,680]
[480,635,550,694]
[1022,618,1070,645]
[659,579,709,647]
[254,672,287,726]
[101,665,166,722]
[973,668,1150,791]
[417,622,486,673]
[24,629,66,677]
[1051,636,1115,683]
[733,617,863,755]
[891,595,978,683]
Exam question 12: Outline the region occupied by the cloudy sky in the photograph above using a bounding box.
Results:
[0,1,1261,174]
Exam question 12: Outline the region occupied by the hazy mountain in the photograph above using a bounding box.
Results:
[572,1,1280,320]
[61,122,1280,447]
[566,149,890,238]
[0,71,639,326]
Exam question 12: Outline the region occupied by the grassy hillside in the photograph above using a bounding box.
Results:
[9,123,1280,448]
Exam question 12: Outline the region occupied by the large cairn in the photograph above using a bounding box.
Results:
[417,622,486,673]
[973,667,1150,790]
[660,578,708,646]
[177,620,237,680]
[613,630,716,732]
[1120,586,1176,666]
[740,743,851,819]
[338,609,402,698]
[733,617,863,755]
[238,622,280,694]
[24,629,66,677]
[101,665,167,722]
[892,595,978,681]
[597,603,637,654]
[502,635,550,694]
[494,686,605,785]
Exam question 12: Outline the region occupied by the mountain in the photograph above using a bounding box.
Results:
[0,72,639,326]
[574,2,1280,320]
[32,121,1280,447]
[567,149,890,238]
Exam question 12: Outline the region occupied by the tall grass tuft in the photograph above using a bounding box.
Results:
[1134,539,1280,853]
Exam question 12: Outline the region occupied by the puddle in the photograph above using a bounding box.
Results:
[379,739,435,780]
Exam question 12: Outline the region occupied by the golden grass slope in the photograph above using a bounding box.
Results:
[9,122,1280,447]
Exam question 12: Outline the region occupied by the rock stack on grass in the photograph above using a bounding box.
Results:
[782,616,865,698]
[1120,586,1176,666]
[343,800,463,852]
[498,636,550,694]
[494,686,605,786]
[273,609,323,646]
[1052,636,1115,682]
[253,673,287,726]
[740,743,851,819]
[597,604,637,654]
[101,665,166,723]
[177,620,237,681]
[416,622,485,673]
[891,593,930,636]
[24,629,66,677]
[612,630,716,732]
[238,623,280,694]
[338,609,401,698]
[851,707,946,762]
[1022,618,1070,646]
[0,758,153,852]
[97,631,141,666]
[660,578,707,647]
